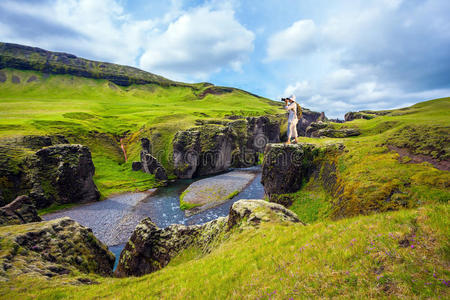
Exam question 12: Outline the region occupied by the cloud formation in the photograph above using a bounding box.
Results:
[0,0,254,81]
[267,19,317,61]
[140,6,254,81]
[274,0,450,118]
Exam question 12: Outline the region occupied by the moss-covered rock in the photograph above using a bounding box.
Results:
[173,116,281,178]
[26,144,100,208]
[115,199,301,277]
[261,143,320,202]
[0,195,41,226]
[139,137,167,181]
[296,108,327,136]
[311,128,360,138]
[305,121,329,137]
[0,217,115,281]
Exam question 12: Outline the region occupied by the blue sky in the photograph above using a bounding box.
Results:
[1,0,449,118]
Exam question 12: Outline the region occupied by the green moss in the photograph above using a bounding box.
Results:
[226,190,240,200]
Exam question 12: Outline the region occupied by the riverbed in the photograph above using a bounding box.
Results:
[42,167,265,269]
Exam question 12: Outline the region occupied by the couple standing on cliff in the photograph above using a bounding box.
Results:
[283,95,302,145]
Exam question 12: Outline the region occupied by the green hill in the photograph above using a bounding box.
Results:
[285,98,449,222]
[0,54,283,199]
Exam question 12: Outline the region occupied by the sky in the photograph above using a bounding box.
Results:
[1,0,449,118]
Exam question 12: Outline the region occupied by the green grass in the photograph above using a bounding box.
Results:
[291,98,450,219]
[1,204,448,299]
[226,190,240,200]
[37,203,78,216]
[0,69,283,199]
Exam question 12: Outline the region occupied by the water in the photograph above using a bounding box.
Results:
[109,167,265,270]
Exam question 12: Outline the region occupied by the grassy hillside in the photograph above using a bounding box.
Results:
[1,204,448,299]
[286,98,449,221]
[0,68,283,199]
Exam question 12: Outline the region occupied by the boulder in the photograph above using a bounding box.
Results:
[261,144,319,202]
[0,217,115,280]
[115,199,302,277]
[227,199,300,228]
[0,195,41,226]
[27,144,100,208]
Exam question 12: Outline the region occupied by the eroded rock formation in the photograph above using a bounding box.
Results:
[0,135,99,208]
[27,144,100,208]
[0,217,115,281]
[115,199,302,277]
[261,144,319,203]
[139,138,168,180]
[0,195,41,226]
[173,116,281,178]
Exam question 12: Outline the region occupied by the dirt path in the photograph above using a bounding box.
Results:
[388,145,450,171]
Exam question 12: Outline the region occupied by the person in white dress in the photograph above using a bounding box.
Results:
[284,95,298,145]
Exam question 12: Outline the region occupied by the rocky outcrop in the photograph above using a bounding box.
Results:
[139,138,167,180]
[261,144,319,203]
[310,128,360,138]
[0,135,85,207]
[227,199,300,228]
[173,116,281,178]
[0,195,41,226]
[26,144,100,208]
[115,199,302,277]
[305,121,329,137]
[344,110,390,122]
[296,108,327,136]
[0,217,115,281]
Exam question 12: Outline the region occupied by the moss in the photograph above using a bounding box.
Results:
[179,190,202,210]
[226,190,240,200]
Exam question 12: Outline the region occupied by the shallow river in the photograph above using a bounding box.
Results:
[43,167,265,269]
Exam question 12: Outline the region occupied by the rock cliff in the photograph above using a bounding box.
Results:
[0,136,100,208]
[0,217,115,281]
[0,195,41,226]
[261,144,320,204]
[173,116,281,178]
[26,144,100,208]
[115,199,302,277]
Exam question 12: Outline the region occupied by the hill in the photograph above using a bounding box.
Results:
[282,98,450,222]
[0,43,284,202]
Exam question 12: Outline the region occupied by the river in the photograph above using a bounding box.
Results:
[43,167,265,270]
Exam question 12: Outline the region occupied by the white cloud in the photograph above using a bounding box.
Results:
[278,0,450,118]
[139,6,254,81]
[0,0,254,81]
[266,19,317,61]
